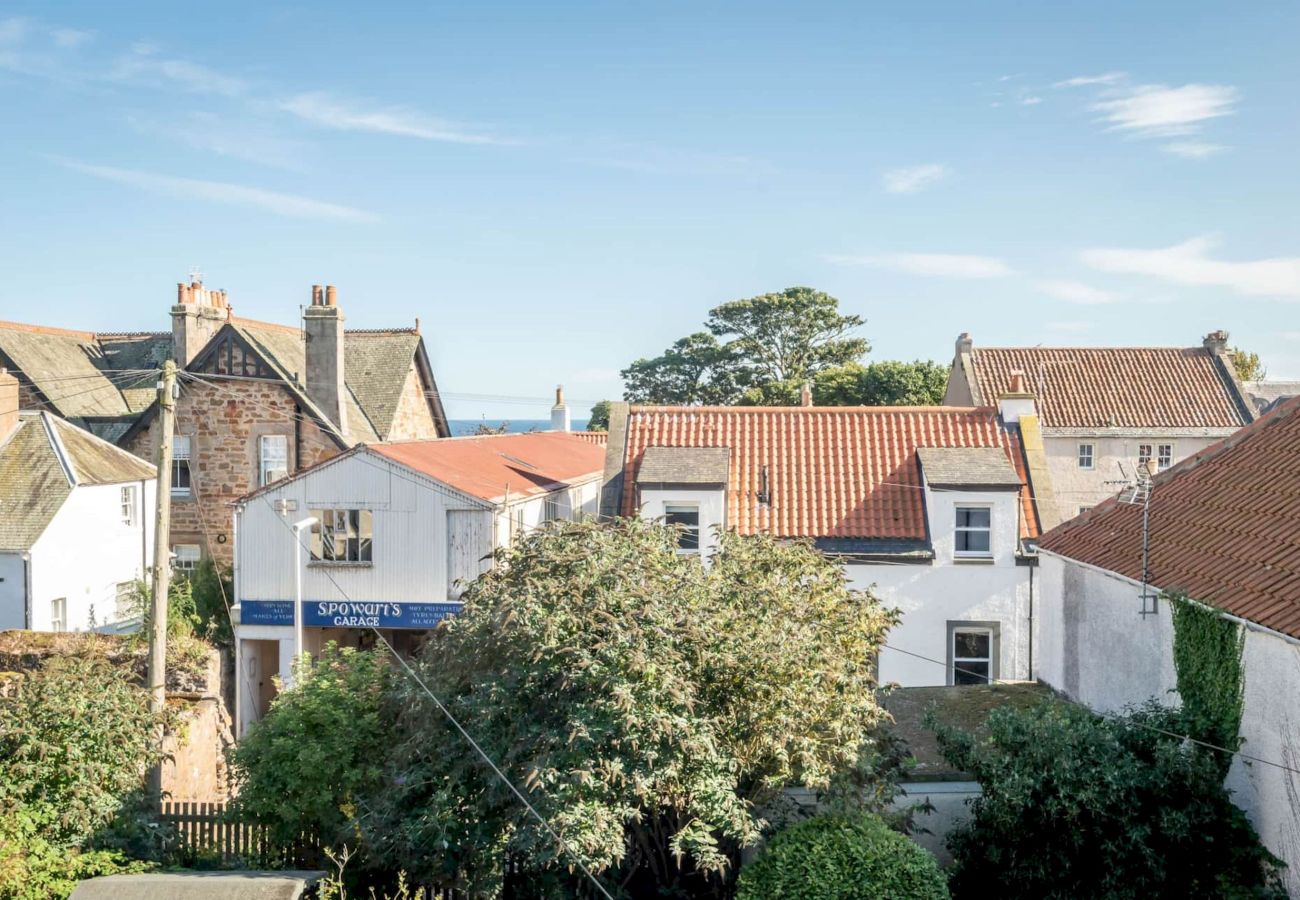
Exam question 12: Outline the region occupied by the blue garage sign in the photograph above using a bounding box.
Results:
[240,600,462,629]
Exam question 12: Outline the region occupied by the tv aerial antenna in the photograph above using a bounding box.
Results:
[1115,460,1158,617]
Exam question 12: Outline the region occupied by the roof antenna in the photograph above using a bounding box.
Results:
[1115,459,1158,617]
[188,265,203,284]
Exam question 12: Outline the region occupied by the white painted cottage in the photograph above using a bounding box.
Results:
[1035,394,1300,894]
[0,370,157,633]
[599,399,1049,687]
[231,431,606,734]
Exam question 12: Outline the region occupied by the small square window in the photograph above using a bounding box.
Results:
[172,544,201,576]
[120,486,136,526]
[954,506,992,557]
[1158,444,1173,469]
[664,504,701,552]
[172,436,192,496]
[1077,444,1094,469]
[310,510,373,563]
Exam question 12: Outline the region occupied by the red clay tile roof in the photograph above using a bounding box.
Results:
[370,432,606,504]
[620,406,1039,541]
[968,347,1249,430]
[572,431,609,446]
[1039,395,1300,638]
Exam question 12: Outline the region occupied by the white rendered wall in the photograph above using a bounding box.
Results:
[637,488,726,559]
[1042,433,1228,514]
[25,479,154,632]
[1037,551,1300,895]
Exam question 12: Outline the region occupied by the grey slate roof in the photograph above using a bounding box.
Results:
[917,447,1022,489]
[345,332,423,439]
[1245,381,1300,416]
[635,446,730,484]
[0,324,163,419]
[0,413,153,551]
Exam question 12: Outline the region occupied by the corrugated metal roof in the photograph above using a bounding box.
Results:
[969,346,1249,429]
[1039,395,1300,638]
[620,406,1039,541]
[370,431,606,504]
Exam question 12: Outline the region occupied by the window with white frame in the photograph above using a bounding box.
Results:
[50,597,67,633]
[1137,443,1153,466]
[120,485,136,526]
[311,510,373,563]
[542,492,561,523]
[664,504,701,552]
[1158,443,1173,469]
[954,506,992,558]
[115,581,137,621]
[172,544,201,576]
[259,435,289,486]
[1077,443,1094,469]
[172,435,192,496]
[949,622,998,685]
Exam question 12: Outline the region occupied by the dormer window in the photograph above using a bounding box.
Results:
[954,506,992,558]
[664,504,700,552]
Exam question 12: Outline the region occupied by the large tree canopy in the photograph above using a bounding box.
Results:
[622,331,750,405]
[367,519,897,896]
[812,360,949,407]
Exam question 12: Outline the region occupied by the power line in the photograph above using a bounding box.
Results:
[253,493,616,900]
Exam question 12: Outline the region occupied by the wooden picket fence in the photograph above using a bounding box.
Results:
[158,800,323,868]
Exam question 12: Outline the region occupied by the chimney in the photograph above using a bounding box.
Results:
[956,332,973,356]
[171,278,230,367]
[1203,329,1229,355]
[799,382,813,407]
[0,369,18,439]
[998,368,1036,424]
[304,283,347,434]
[551,385,571,432]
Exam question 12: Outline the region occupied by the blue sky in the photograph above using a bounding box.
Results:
[2,1,1298,419]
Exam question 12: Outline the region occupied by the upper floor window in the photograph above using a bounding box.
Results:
[171,436,192,496]
[1137,444,1153,466]
[664,504,700,552]
[259,435,289,486]
[1077,443,1094,469]
[120,486,136,526]
[1158,443,1173,469]
[954,506,992,558]
[311,509,373,563]
[172,544,201,576]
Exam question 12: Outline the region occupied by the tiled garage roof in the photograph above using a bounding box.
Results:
[968,346,1250,429]
[1039,395,1300,638]
[619,406,1040,541]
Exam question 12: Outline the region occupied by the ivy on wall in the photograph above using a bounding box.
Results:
[1168,590,1246,778]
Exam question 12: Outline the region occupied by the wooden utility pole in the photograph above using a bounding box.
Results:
[147,360,176,797]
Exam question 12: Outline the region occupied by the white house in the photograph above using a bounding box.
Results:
[1035,394,1300,895]
[231,431,606,735]
[943,330,1256,526]
[599,398,1049,687]
[0,371,157,633]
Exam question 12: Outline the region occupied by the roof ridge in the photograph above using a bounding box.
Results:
[230,316,299,334]
[0,319,98,341]
[630,404,997,414]
[345,327,419,336]
[96,331,170,339]
[975,345,1207,353]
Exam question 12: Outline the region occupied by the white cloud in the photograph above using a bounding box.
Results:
[1053,72,1127,88]
[127,113,312,171]
[1081,236,1300,299]
[1020,95,1043,106]
[58,159,378,223]
[1035,279,1120,305]
[1162,141,1227,159]
[826,252,1014,279]
[1092,83,1238,137]
[113,45,248,97]
[49,27,92,48]
[882,163,950,194]
[280,92,508,145]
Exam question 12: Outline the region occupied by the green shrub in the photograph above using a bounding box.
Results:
[0,808,153,900]
[933,701,1286,899]
[736,814,949,900]
[188,558,234,646]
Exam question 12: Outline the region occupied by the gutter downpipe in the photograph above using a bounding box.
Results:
[22,553,32,630]
[1028,562,1035,680]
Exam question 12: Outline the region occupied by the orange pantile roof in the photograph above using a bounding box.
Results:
[572,431,609,446]
[370,431,606,504]
[968,346,1249,429]
[1039,395,1300,638]
[620,406,1039,542]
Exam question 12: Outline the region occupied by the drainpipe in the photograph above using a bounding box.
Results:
[22,553,32,630]
[139,478,148,580]
[1027,563,1035,680]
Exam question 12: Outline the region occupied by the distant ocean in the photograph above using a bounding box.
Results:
[449,419,590,436]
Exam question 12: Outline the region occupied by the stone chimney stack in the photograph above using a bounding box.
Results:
[998,368,1036,424]
[172,278,231,367]
[551,385,571,432]
[0,369,18,439]
[800,382,813,407]
[304,283,347,435]
[956,332,973,356]
[1203,329,1229,355]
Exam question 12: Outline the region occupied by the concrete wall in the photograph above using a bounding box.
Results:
[26,479,155,633]
[1042,432,1229,514]
[1037,551,1300,895]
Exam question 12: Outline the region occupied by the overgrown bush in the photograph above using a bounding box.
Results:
[0,656,167,899]
[933,701,1286,899]
[188,558,234,646]
[228,644,395,863]
[736,814,949,900]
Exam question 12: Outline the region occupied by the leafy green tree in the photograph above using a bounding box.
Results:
[228,645,395,863]
[736,814,949,900]
[812,361,949,407]
[586,400,611,431]
[368,519,897,896]
[621,332,749,405]
[1228,347,1266,382]
[932,701,1286,899]
[188,558,233,646]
